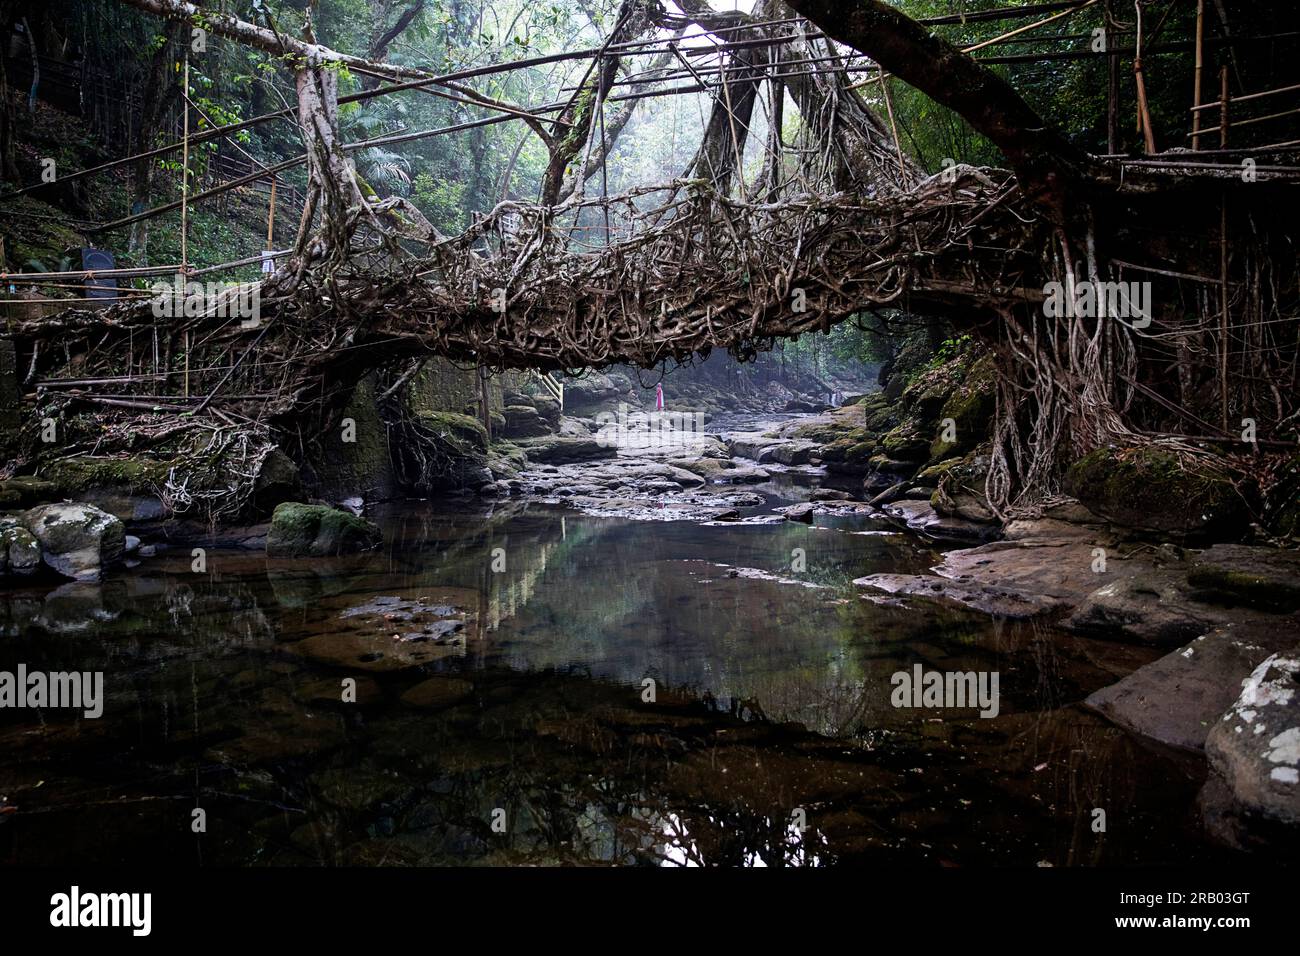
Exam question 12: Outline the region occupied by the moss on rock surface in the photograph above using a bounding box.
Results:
[929,355,997,462]
[266,503,383,557]
[41,456,173,496]
[1064,447,1247,538]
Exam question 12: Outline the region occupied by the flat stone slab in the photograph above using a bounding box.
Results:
[1085,620,1300,751]
[853,572,1067,619]
[882,499,998,542]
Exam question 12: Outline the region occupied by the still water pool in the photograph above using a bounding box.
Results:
[0,496,1223,866]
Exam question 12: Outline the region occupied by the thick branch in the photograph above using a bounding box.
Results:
[784,0,1092,215]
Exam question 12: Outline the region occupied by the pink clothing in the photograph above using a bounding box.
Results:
[655,384,664,410]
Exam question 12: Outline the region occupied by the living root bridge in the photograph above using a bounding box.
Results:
[17,167,1036,380]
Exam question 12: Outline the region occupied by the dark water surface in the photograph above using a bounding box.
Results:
[0,489,1224,866]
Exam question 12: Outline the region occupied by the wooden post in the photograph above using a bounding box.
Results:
[878,64,906,174]
[478,366,492,440]
[1219,65,1230,147]
[180,50,190,271]
[1219,197,1229,430]
[1106,0,1119,154]
[266,177,277,247]
[1191,0,1206,150]
[1130,0,1160,154]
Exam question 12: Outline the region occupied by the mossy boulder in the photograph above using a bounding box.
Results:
[41,455,172,496]
[266,503,383,557]
[251,448,303,516]
[931,449,996,524]
[858,392,898,433]
[502,404,551,438]
[0,476,59,509]
[418,411,488,455]
[0,518,41,576]
[1186,544,1300,613]
[928,355,997,462]
[880,423,930,462]
[40,455,173,519]
[1064,447,1248,538]
[21,502,125,581]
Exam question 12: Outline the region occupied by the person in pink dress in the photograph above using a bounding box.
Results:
[655,382,664,411]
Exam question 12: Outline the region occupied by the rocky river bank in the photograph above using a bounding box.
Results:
[1,352,1297,855]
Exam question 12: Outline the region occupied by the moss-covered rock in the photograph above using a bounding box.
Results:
[502,404,551,438]
[0,476,59,509]
[1186,544,1300,613]
[0,518,41,576]
[418,411,488,454]
[41,455,173,496]
[251,448,303,516]
[880,423,931,462]
[1064,447,1248,538]
[21,502,125,581]
[308,374,397,502]
[266,502,383,557]
[929,355,997,462]
[931,448,996,524]
[858,392,898,433]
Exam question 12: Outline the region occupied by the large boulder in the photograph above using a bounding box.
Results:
[251,448,303,515]
[928,355,996,461]
[502,404,551,438]
[266,502,382,557]
[1202,650,1300,852]
[21,502,126,581]
[1086,621,1300,751]
[513,436,618,465]
[530,394,562,428]
[1186,544,1300,613]
[1063,446,1247,538]
[561,372,622,412]
[0,517,41,577]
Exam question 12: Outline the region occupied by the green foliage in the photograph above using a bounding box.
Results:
[414,173,468,233]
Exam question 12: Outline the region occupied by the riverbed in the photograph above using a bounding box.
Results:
[0,418,1230,866]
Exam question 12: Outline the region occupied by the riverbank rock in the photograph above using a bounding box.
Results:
[670,456,769,484]
[881,499,998,543]
[784,503,815,523]
[1086,620,1300,751]
[0,476,59,509]
[1186,544,1300,613]
[0,518,41,577]
[266,502,383,557]
[39,455,171,521]
[1201,651,1300,852]
[514,436,618,464]
[502,404,551,438]
[1063,446,1247,538]
[21,502,126,582]
[251,448,303,515]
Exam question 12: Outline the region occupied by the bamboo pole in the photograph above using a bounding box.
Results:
[1219,196,1229,430]
[1191,0,1205,150]
[1134,0,1157,154]
[878,64,906,174]
[1219,65,1229,146]
[180,50,190,271]
[1106,0,1119,154]
[266,178,277,247]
